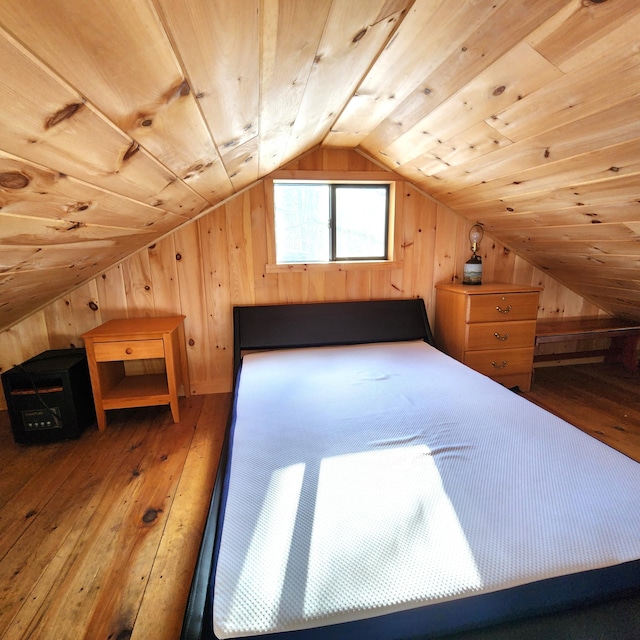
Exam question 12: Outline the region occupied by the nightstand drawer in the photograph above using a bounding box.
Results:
[464,347,534,377]
[93,339,165,362]
[467,293,539,323]
[466,321,536,351]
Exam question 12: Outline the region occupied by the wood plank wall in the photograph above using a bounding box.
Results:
[0,149,604,410]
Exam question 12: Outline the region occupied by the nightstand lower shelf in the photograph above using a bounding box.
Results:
[102,373,171,408]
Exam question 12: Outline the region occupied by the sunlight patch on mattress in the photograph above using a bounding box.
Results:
[304,445,482,621]
[220,445,482,636]
[227,463,305,630]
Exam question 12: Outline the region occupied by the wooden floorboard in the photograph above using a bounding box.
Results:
[0,362,638,639]
[524,362,640,462]
[0,393,230,640]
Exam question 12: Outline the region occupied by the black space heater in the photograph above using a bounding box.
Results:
[1,348,96,444]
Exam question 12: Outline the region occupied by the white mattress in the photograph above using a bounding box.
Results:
[213,341,640,638]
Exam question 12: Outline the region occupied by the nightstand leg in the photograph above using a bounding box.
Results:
[169,400,180,423]
[85,338,108,432]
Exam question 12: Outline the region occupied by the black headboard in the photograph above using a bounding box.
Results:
[233,298,434,377]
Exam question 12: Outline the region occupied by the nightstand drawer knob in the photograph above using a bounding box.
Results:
[125,347,133,355]
[496,305,512,314]
[492,360,508,369]
[494,332,510,341]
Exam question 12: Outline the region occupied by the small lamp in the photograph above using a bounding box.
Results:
[463,224,484,285]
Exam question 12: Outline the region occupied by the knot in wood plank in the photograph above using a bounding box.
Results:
[352,28,367,43]
[45,103,83,129]
[0,172,30,189]
[142,507,162,524]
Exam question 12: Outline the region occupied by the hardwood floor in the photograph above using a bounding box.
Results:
[0,393,230,640]
[523,362,640,462]
[0,362,638,639]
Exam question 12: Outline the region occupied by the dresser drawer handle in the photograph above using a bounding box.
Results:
[491,360,508,369]
[496,305,512,314]
[125,347,133,355]
[493,332,510,341]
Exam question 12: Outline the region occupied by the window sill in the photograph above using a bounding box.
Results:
[266,260,403,274]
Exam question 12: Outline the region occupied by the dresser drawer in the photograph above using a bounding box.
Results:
[463,347,534,377]
[466,293,539,323]
[93,339,165,362]
[466,320,536,351]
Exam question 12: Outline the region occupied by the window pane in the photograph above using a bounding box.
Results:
[335,187,387,259]
[274,184,329,263]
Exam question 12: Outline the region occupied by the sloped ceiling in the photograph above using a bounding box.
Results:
[1,0,639,331]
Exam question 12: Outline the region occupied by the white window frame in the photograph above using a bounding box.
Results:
[265,171,403,273]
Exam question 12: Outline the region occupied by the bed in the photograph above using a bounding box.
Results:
[182,298,640,640]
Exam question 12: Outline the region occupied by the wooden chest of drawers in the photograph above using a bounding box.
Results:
[435,282,542,391]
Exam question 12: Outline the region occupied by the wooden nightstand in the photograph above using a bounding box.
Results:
[435,282,542,392]
[82,316,190,431]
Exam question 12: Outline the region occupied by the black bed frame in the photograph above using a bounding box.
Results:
[232,298,435,377]
[181,298,640,640]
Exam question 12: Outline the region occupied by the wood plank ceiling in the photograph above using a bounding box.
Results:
[0,0,639,331]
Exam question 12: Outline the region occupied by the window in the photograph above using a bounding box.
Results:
[273,182,390,264]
